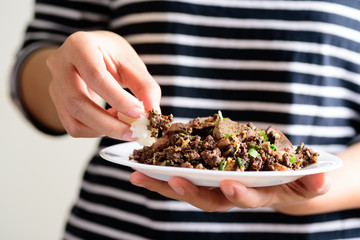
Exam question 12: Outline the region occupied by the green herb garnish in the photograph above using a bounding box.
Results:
[179,132,192,138]
[269,144,277,150]
[290,154,296,164]
[236,157,247,167]
[295,142,304,153]
[248,148,260,158]
[259,131,269,142]
[219,160,227,170]
[248,143,260,150]
[225,133,232,138]
[218,110,224,120]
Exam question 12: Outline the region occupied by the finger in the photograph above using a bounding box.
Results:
[296,172,330,195]
[130,172,234,212]
[62,92,135,139]
[67,33,151,118]
[117,111,137,125]
[118,63,161,112]
[51,67,136,140]
[75,49,146,117]
[274,173,329,203]
[168,177,233,212]
[130,172,231,212]
[126,72,161,113]
[220,180,275,208]
[129,171,181,200]
[220,173,330,209]
[49,82,102,138]
[98,43,162,113]
[273,173,331,215]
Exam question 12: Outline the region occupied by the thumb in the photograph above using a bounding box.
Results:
[300,172,330,195]
[135,78,162,113]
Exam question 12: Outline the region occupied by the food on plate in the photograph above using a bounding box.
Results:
[130,109,173,146]
[131,111,318,171]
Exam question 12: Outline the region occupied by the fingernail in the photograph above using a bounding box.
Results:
[221,186,235,197]
[127,107,144,118]
[152,105,161,114]
[317,174,331,194]
[122,131,137,141]
[171,185,185,196]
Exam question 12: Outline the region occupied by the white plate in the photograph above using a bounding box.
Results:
[100,142,342,187]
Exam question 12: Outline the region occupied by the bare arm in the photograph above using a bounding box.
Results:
[19,47,65,133]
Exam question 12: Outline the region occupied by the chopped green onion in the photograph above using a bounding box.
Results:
[295,142,304,153]
[248,143,260,150]
[259,131,269,142]
[218,110,224,120]
[234,145,239,155]
[219,160,227,170]
[236,157,247,167]
[179,132,191,138]
[225,133,232,138]
[290,154,296,164]
[248,148,260,158]
[269,144,277,150]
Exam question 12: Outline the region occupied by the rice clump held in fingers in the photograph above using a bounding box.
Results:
[130,110,174,146]
[130,112,156,146]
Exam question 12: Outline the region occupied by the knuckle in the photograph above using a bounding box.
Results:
[46,51,62,73]
[66,31,88,45]
[66,97,85,118]
[134,80,161,101]
[65,124,82,138]
[246,202,259,209]
[153,82,162,96]
[65,31,96,57]
[60,116,83,138]
[46,54,55,69]
[105,124,124,138]
[87,69,107,88]
[204,207,217,213]
[202,200,222,213]
[242,200,260,209]
[48,83,55,97]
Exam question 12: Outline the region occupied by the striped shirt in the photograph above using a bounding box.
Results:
[11,0,360,239]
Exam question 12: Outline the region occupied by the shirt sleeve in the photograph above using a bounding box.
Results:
[10,0,111,135]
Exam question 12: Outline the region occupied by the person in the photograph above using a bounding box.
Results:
[10,0,360,239]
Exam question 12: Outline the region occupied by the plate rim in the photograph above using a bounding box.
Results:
[99,141,343,178]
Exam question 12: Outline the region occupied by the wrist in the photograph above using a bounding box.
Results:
[19,47,65,134]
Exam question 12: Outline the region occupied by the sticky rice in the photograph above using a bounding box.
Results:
[130,113,156,146]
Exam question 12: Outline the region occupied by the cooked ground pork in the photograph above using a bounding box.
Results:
[131,112,319,171]
[147,110,173,138]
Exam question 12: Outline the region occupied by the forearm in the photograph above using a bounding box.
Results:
[19,47,65,133]
[274,142,360,215]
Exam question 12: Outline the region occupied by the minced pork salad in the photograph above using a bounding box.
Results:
[131,111,318,171]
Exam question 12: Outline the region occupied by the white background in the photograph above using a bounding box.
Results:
[0,1,98,239]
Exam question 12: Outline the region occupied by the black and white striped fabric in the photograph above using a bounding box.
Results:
[11,0,360,239]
